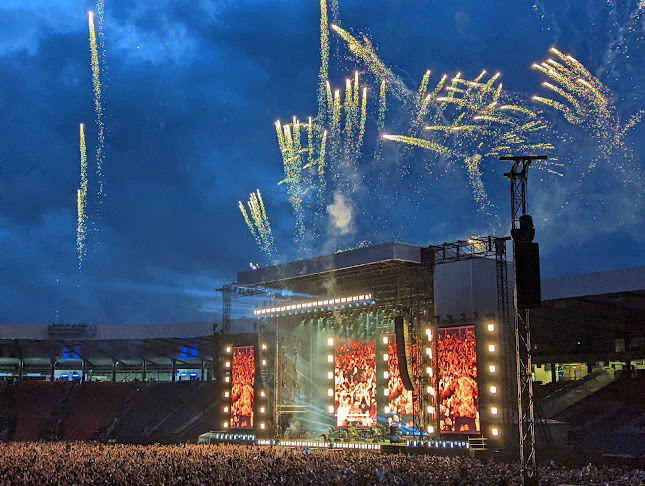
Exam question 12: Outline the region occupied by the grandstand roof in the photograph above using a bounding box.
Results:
[0,322,221,365]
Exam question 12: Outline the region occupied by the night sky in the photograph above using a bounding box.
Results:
[1,1,643,325]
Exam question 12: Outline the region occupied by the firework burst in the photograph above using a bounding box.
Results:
[532,47,642,181]
[239,190,275,259]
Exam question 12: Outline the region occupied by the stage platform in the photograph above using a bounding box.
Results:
[199,432,477,455]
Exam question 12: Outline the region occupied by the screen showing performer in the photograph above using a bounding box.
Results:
[334,339,377,427]
[437,326,479,434]
[231,345,255,429]
[387,338,414,426]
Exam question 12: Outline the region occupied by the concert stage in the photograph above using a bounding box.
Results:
[218,242,504,450]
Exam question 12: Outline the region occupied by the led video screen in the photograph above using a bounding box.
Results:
[334,339,376,427]
[437,326,479,434]
[387,339,414,425]
[230,345,255,429]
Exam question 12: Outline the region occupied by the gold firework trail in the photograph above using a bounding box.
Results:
[77,123,88,268]
[88,12,106,210]
[317,0,329,117]
[331,24,412,101]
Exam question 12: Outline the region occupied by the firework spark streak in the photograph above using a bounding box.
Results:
[331,24,413,102]
[88,11,106,212]
[532,47,641,181]
[239,190,275,258]
[77,123,88,268]
[317,0,329,116]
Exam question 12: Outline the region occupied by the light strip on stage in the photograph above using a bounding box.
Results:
[253,294,373,316]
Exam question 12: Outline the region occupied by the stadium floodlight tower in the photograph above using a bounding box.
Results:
[500,155,545,486]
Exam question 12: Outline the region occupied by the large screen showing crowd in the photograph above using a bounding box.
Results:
[334,339,376,427]
[231,346,255,429]
[387,339,414,427]
[437,326,479,434]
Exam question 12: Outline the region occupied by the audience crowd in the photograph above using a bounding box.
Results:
[0,442,643,486]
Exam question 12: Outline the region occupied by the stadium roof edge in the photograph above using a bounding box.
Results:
[0,321,218,341]
[541,266,645,301]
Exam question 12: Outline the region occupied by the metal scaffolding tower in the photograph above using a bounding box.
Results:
[430,236,515,435]
[430,235,510,335]
[501,155,545,486]
[217,284,272,334]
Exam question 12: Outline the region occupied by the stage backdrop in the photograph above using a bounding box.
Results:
[334,339,376,427]
[437,326,480,434]
[231,345,255,429]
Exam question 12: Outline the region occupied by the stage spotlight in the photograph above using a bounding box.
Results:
[382,336,389,344]
[491,427,499,436]
[327,354,334,363]
[225,346,231,353]
[328,405,334,414]
[223,422,229,428]
[383,353,388,361]
[260,423,265,430]
[488,344,496,352]
[260,407,265,413]
[224,376,230,383]
[327,337,334,346]
[427,425,434,434]
[327,371,333,380]
[490,385,497,394]
[487,323,495,332]
[224,391,230,398]
[261,343,267,350]
[489,365,496,373]
[384,388,389,396]
[260,390,265,397]
[225,361,231,368]
[383,371,389,379]
[491,407,498,415]
[223,406,229,413]
[327,389,333,397]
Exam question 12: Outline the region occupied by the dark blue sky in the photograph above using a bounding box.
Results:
[1,1,643,325]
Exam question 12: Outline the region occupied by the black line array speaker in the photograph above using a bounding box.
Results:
[394,316,415,391]
[515,242,541,309]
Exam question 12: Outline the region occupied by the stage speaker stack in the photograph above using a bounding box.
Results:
[394,316,415,391]
[512,214,542,309]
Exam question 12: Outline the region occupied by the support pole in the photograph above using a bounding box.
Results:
[501,155,545,486]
